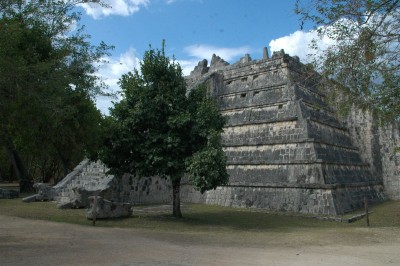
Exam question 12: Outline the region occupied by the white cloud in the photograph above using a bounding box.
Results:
[96,47,140,114]
[184,44,250,62]
[177,59,199,76]
[269,30,334,63]
[79,0,149,19]
[180,44,250,75]
[96,44,250,112]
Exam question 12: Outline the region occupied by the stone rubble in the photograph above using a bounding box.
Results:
[22,183,56,202]
[86,196,132,220]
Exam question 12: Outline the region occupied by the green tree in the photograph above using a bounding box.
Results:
[295,0,400,121]
[101,44,228,217]
[0,0,111,191]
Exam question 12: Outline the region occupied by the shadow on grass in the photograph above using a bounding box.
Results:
[130,204,347,232]
[1,198,399,232]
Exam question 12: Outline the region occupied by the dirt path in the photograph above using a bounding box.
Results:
[1,214,399,265]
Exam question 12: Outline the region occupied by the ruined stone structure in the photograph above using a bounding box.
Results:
[52,159,171,208]
[55,159,118,208]
[346,109,400,200]
[181,49,390,215]
[49,47,399,216]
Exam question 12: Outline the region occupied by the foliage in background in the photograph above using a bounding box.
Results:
[0,0,112,190]
[295,0,400,122]
[101,43,228,217]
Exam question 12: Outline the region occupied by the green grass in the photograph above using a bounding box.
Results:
[1,197,399,233]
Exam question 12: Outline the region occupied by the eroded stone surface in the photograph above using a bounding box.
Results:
[179,48,390,215]
[22,183,58,202]
[56,161,117,208]
[54,161,172,209]
[86,196,132,219]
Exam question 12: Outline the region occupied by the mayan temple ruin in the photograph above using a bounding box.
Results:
[180,48,390,215]
[49,47,399,216]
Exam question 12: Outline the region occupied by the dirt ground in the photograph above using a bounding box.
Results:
[1,214,399,266]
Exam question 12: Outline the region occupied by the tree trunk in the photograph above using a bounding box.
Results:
[56,148,70,178]
[8,161,14,183]
[61,158,70,178]
[172,178,182,218]
[3,135,33,193]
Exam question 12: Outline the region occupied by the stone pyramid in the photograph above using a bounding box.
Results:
[182,49,385,215]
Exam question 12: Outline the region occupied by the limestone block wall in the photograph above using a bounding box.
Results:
[181,50,387,215]
[181,185,338,215]
[307,120,353,147]
[301,103,342,127]
[332,184,385,213]
[345,108,400,200]
[321,164,375,184]
[56,160,118,207]
[181,183,385,215]
[379,124,400,199]
[294,86,328,109]
[345,108,381,176]
[55,160,172,206]
[118,175,172,204]
[226,164,324,185]
[222,121,307,146]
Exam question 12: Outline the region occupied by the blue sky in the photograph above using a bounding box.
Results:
[75,0,330,113]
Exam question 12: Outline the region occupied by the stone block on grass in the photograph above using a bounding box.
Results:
[86,196,132,220]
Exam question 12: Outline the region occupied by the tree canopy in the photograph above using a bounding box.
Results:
[0,0,111,191]
[295,0,400,121]
[101,43,228,217]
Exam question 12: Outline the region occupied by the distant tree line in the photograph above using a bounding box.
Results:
[0,0,112,191]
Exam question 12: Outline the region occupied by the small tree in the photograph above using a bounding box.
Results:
[101,43,228,217]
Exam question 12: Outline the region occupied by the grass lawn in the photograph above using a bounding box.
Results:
[1,196,399,233]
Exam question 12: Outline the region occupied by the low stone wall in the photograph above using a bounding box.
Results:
[0,188,19,199]
[119,175,172,204]
[181,183,385,215]
[54,161,173,207]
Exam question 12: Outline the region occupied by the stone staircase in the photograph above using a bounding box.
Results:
[54,159,172,208]
[55,159,118,208]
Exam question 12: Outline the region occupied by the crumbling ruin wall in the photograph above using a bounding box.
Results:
[54,160,172,208]
[118,174,172,204]
[181,49,387,215]
[379,124,400,199]
[345,109,400,200]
